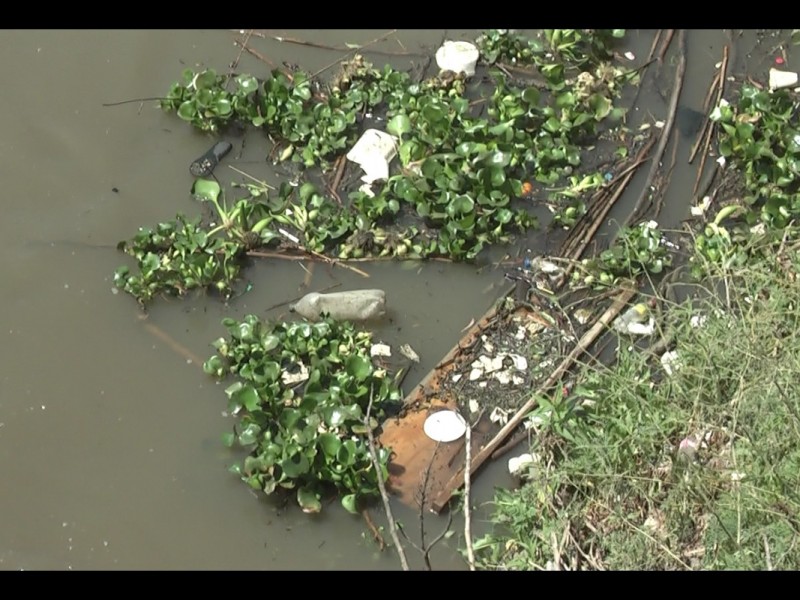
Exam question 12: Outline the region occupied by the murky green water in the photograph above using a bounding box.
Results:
[0,29,787,570]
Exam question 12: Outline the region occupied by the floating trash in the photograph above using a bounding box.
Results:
[769,68,798,91]
[290,289,386,322]
[508,453,536,477]
[435,41,480,76]
[399,344,420,363]
[423,410,467,443]
[346,129,398,184]
[370,343,392,358]
[613,302,656,336]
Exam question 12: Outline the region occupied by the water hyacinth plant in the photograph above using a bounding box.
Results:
[204,314,402,514]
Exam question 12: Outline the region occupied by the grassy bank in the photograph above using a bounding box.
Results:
[473,231,800,570]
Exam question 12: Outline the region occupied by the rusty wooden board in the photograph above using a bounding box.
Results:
[377,284,520,510]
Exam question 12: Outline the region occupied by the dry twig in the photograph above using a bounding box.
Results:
[626,30,687,227]
[366,389,409,571]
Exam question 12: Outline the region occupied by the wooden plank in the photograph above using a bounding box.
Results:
[430,286,636,512]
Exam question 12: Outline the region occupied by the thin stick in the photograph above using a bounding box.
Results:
[366,389,410,571]
[626,30,687,227]
[236,42,294,81]
[647,30,664,63]
[227,165,277,190]
[362,508,386,551]
[143,322,204,365]
[464,414,476,571]
[310,29,398,80]
[628,30,663,109]
[328,155,347,204]
[692,45,728,197]
[263,282,341,312]
[102,97,167,107]
[302,260,315,288]
[657,29,675,63]
[238,31,422,56]
[688,71,721,164]
[564,136,656,270]
[248,246,370,278]
[431,286,637,512]
[230,29,254,72]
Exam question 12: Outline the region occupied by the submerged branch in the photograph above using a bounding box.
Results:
[626,30,687,227]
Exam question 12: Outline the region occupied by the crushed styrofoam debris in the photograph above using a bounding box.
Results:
[515,326,527,340]
[691,195,712,217]
[399,344,420,363]
[346,129,398,184]
[490,406,510,425]
[370,343,392,358]
[468,399,480,414]
[661,350,681,376]
[508,453,536,477]
[510,354,528,371]
[769,68,799,91]
[494,370,512,385]
[624,51,636,61]
[452,372,463,383]
[281,362,310,385]
[469,368,483,381]
[435,41,480,76]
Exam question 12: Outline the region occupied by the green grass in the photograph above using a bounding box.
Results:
[474,232,800,570]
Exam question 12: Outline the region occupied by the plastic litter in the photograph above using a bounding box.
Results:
[346,129,398,184]
[613,302,656,336]
[423,410,467,443]
[289,289,387,322]
[769,68,798,91]
[508,453,536,477]
[435,41,480,77]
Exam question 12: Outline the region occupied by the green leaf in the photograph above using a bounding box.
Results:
[192,178,221,202]
[318,432,342,458]
[297,487,322,514]
[447,194,475,216]
[346,355,372,381]
[589,94,612,120]
[522,87,540,106]
[387,114,412,138]
[203,355,224,377]
[281,453,310,478]
[233,385,261,412]
[341,494,359,514]
[177,101,197,121]
[238,423,261,446]
[221,432,235,447]
[236,74,259,94]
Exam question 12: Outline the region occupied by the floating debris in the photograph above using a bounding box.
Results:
[281,362,310,385]
[613,302,656,336]
[290,289,386,322]
[399,344,420,363]
[423,410,467,443]
[346,129,398,184]
[508,453,537,477]
[435,41,479,76]
[769,68,798,91]
[370,343,392,358]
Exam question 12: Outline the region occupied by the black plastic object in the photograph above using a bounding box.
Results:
[190,141,233,177]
